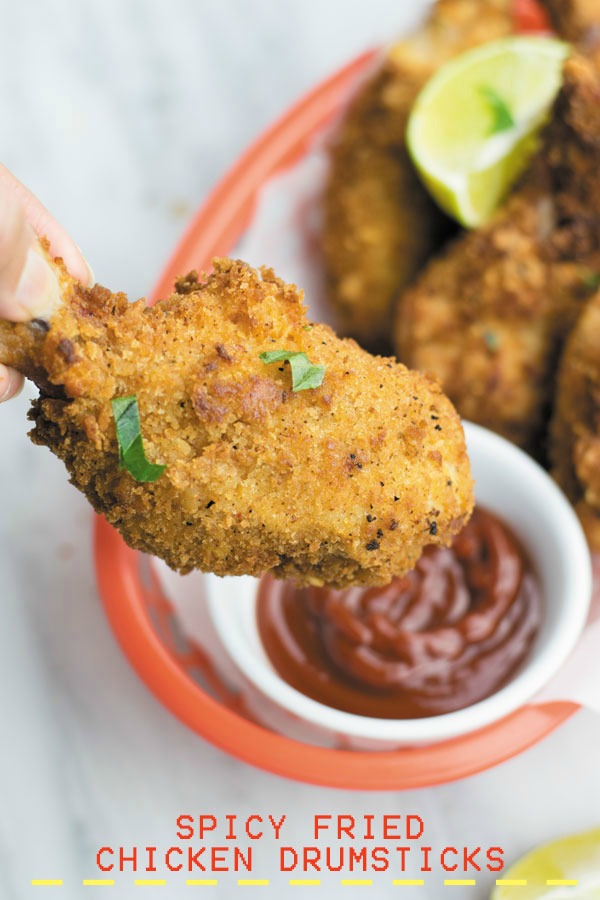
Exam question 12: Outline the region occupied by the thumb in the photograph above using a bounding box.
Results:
[0,164,94,323]
[0,364,23,402]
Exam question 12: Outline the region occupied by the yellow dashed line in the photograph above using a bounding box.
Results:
[26,872,583,890]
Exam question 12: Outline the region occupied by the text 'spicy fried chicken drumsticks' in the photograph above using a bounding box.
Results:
[322,0,515,349]
[396,51,600,456]
[551,290,600,551]
[0,250,473,587]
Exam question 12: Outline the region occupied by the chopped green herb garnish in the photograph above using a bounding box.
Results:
[260,350,325,392]
[303,325,314,331]
[581,271,600,291]
[112,395,166,483]
[483,329,500,352]
[480,85,515,135]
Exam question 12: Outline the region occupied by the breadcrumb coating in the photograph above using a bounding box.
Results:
[551,290,600,550]
[0,253,473,587]
[322,0,514,349]
[543,0,600,44]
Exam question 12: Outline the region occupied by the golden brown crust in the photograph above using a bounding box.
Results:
[0,254,473,587]
[322,0,515,349]
[551,290,600,551]
[396,53,600,457]
[542,0,600,45]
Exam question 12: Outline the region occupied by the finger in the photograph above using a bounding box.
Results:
[0,164,94,288]
[0,365,24,403]
[0,199,61,322]
[0,187,33,319]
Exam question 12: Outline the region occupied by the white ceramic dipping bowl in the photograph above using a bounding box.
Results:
[206,422,592,748]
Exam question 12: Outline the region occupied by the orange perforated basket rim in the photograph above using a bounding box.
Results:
[95,47,578,790]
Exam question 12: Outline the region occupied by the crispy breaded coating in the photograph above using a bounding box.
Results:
[396,52,600,456]
[543,0,600,44]
[0,253,473,587]
[322,0,515,349]
[551,290,600,550]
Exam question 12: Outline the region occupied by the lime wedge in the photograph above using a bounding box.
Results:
[492,828,600,899]
[407,36,569,227]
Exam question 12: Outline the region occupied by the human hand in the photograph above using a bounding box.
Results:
[0,164,93,402]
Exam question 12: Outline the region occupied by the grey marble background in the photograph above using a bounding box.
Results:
[1,1,599,898]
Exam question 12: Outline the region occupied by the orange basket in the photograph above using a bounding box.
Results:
[95,43,577,791]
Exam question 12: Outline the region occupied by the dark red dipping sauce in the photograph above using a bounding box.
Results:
[256,507,542,718]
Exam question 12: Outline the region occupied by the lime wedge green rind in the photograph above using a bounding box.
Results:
[407,36,569,228]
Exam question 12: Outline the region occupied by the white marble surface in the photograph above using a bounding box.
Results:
[1,1,600,898]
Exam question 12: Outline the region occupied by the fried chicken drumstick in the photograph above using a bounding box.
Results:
[543,0,600,44]
[396,50,600,456]
[551,289,600,551]
[0,251,472,587]
[322,0,515,349]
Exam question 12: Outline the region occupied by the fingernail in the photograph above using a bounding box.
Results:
[0,367,10,401]
[0,366,23,402]
[75,243,95,287]
[84,259,95,287]
[14,245,61,320]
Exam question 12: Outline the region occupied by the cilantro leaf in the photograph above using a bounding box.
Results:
[480,85,515,135]
[288,354,326,391]
[111,395,166,483]
[259,349,325,392]
[483,329,500,352]
[582,271,600,291]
